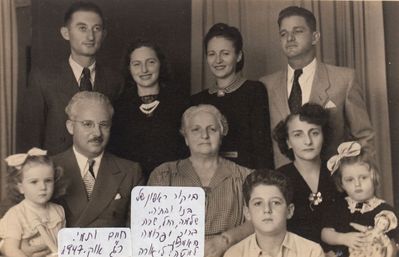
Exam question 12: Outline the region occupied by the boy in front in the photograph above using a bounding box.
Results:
[224,169,324,257]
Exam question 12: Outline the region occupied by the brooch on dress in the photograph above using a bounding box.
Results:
[308,192,323,210]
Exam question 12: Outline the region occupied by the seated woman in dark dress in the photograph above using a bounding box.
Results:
[190,23,273,170]
[109,39,188,182]
[273,103,339,244]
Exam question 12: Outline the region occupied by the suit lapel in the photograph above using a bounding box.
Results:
[93,63,107,93]
[58,61,80,98]
[75,152,126,226]
[309,62,330,106]
[62,149,89,219]
[272,69,291,119]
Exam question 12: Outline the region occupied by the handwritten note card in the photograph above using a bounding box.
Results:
[58,227,131,257]
[131,186,205,257]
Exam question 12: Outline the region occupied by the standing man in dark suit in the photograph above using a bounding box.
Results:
[53,91,143,227]
[20,1,123,155]
[260,6,374,168]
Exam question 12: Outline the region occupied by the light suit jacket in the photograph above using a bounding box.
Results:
[260,61,374,168]
[53,148,143,227]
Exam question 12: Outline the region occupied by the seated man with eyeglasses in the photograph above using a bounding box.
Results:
[52,91,143,227]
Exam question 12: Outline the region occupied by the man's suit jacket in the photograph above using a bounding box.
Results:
[20,61,123,155]
[52,148,143,227]
[260,61,374,168]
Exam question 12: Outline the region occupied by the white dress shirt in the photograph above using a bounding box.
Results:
[69,56,96,86]
[72,147,103,178]
[287,58,317,105]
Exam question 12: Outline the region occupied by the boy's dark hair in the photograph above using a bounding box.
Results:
[7,155,67,203]
[273,103,330,161]
[243,169,293,206]
[123,38,171,87]
[278,6,317,32]
[64,1,104,26]
[203,23,244,72]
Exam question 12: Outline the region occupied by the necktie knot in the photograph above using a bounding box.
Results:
[80,67,92,91]
[294,69,303,80]
[83,67,91,77]
[88,159,95,178]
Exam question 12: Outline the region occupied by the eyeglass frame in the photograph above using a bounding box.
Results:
[69,119,112,130]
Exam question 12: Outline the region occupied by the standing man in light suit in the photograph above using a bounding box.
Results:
[53,91,143,227]
[20,1,123,155]
[260,6,374,168]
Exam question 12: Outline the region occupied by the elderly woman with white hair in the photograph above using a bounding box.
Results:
[148,104,253,257]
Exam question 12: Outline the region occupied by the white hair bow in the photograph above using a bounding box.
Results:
[5,147,47,169]
[327,141,361,174]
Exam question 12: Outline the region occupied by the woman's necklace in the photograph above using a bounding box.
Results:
[139,94,159,116]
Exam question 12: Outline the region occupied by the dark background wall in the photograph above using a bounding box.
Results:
[30,0,191,91]
[384,2,399,210]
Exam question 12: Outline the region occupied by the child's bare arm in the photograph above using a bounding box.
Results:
[321,227,368,250]
[3,238,28,257]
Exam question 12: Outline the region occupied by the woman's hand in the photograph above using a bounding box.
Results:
[205,236,229,257]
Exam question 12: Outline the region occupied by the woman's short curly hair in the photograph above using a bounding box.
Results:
[204,23,244,72]
[180,104,229,138]
[273,103,330,161]
[7,155,66,203]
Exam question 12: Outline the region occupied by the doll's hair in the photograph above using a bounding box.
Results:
[332,152,380,193]
[7,155,66,203]
[243,169,293,206]
[273,103,330,161]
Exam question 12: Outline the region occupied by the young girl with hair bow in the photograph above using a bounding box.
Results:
[321,141,399,257]
[0,148,65,257]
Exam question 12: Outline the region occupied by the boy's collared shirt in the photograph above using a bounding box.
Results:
[224,232,325,257]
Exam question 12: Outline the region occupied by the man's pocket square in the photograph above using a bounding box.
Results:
[114,193,122,200]
[324,100,337,108]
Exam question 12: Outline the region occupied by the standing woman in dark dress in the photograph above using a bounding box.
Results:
[191,23,273,170]
[273,103,339,245]
[109,39,188,182]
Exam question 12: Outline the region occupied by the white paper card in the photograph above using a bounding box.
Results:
[131,186,205,257]
[58,227,131,257]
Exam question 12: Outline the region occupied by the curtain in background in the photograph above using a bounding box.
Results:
[0,0,18,199]
[191,0,393,204]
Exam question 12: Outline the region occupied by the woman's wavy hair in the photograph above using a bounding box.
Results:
[122,38,171,88]
[203,23,244,72]
[273,103,331,161]
[6,155,67,203]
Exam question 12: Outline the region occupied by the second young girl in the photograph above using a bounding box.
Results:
[0,148,65,257]
[321,141,399,257]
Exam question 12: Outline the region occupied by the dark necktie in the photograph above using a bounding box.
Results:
[288,69,303,113]
[80,67,92,91]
